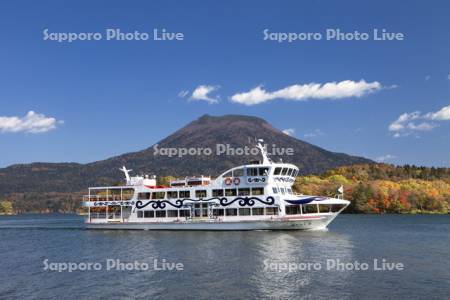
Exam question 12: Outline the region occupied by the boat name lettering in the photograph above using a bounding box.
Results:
[247,177,266,183]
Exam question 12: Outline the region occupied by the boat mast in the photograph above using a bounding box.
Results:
[120,166,133,185]
[256,139,271,165]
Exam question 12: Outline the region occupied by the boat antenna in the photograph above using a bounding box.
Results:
[120,166,133,184]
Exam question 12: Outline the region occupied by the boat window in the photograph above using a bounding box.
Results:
[137,211,144,218]
[225,189,237,196]
[238,188,250,196]
[251,187,264,195]
[144,211,154,218]
[280,188,285,195]
[319,205,332,213]
[265,207,279,215]
[152,192,165,199]
[195,190,207,198]
[272,187,278,194]
[179,191,190,198]
[281,168,289,175]
[293,169,299,177]
[188,180,202,186]
[167,210,178,217]
[213,209,225,216]
[225,208,238,216]
[155,211,166,218]
[110,189,121,200]
[223,171,232,178]
[286,205,301,215]
[239,208,251,216]
[233,168,244,177]
[194,207,201,217]
[287,188,292,194]
[259,168,269,176]
[331,204,346,212]
[246,168,258,176]
[138,192,151,200]
[122,188,135,200]
[179,210,191,217]
[252,208,264,215]
[202,206,208,217]
[303,205,318,214]
[287,169,294,176]
[167,191,178,199]
[274,167,282,175]
[213,189,224,197]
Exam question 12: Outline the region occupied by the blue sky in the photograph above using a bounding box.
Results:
[0,0,449,167]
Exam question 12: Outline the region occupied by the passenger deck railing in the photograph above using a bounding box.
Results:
[89,212,123,219]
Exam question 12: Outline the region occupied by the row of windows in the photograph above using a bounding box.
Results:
[285,205,318,215]
[138,191,194,200]
[138,205,346,218]
[223,167,269,178]
[285,204,346,215]
[272,187,293,195]
[138,188,265,200]
[213,207,278,216]
[137,210,191,218]
[273,167,299,177]
[222,167,298,178]
[213,187,264,197]
[137,207,279,218]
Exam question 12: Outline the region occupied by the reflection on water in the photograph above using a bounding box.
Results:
[253,231,353,299]
[0,214,449,299]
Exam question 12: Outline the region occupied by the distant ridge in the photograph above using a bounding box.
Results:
[0,114,372,195]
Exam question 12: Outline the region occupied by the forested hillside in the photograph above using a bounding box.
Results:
[294,164,450,214]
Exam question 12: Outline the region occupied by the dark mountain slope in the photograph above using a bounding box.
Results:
[0,114,372,195]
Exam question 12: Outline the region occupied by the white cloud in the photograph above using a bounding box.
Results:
[425,75,431,81]
[304,129,324,138]
[282,128,295,136]
[447,74,450,80]
[406,122,435,131]
[376,154,396,163]
[178,90,189,98]
[190,85,220,104]
[230,80,383,105]
[425,105,450,121]
[388,111,421,132]
[0,111,63,134]
[389,105,450,137]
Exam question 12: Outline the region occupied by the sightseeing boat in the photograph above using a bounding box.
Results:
[83,140,349,230]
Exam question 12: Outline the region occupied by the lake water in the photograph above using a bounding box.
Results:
[0,214,449,299]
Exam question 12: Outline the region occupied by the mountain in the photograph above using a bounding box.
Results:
[0,114,372,198]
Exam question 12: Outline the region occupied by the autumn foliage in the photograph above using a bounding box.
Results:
[293,164,450,214]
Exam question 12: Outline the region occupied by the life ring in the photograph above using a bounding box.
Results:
[224,177,232,185]
[233,177,240,185]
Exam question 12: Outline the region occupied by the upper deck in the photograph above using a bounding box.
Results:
[83,140,300,204]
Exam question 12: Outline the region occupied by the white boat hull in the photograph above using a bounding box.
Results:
[85,213,339,231]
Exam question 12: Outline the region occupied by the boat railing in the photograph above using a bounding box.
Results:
[89,212,123,219]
